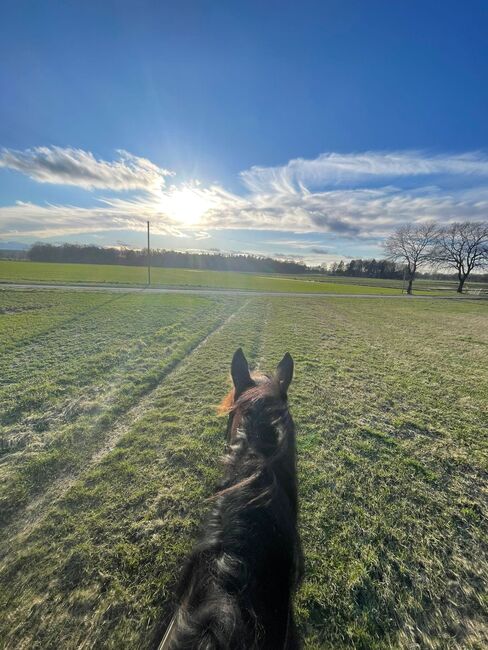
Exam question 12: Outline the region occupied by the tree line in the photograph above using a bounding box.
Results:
[25,220,488,291]
[27,243,314,275]
[325,258,403,279]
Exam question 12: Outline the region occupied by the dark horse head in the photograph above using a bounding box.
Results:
[164,348,303,650]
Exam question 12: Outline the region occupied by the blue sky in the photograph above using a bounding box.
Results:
[1,1,488,264]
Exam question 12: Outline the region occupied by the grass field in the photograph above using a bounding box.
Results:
[289,274,488,294]
[2,259,487,296]
[1,288,487,649]
[0,259,448,295]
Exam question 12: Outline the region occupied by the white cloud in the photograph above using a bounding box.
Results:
[262,238,333,250]
[241,150,488,192]
[0,146,172,191]
[198,184,488,237]
[2,147,488,242]
[0,200,186,239]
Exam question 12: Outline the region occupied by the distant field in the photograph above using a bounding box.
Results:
[1,287,487,649]
[286,273,488,294]
[0,259,443,295]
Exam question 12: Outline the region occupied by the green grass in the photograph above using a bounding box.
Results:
[0,288,487,649]
[0,289,240,524]
[0,259,439,294]
[289,273,488,294]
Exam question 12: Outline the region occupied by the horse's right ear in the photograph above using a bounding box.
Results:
[231,348,252,397]
[276,352,294,396]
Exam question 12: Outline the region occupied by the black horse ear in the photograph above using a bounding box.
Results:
[231,348,252,396]
[276,352,293,395]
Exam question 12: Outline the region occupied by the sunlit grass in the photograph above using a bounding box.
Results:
[0,290,486,648]
[0,260,439,294]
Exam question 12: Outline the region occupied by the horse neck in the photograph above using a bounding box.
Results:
[169,410,301,650]
[230,408,299,517]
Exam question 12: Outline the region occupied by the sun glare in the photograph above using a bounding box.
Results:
[159,186,212,226]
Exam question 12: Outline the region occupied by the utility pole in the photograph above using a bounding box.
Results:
[147,220,151,286]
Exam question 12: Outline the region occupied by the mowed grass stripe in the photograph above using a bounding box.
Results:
[0,298,269,650]
[1,292,231,427]
[0,298,252,555]
[0,292,242,529]
[0,289,122,349]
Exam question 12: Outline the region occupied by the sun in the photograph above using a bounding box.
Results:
[158,186,211,226]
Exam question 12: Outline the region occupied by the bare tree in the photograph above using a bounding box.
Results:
[384,222,438,294]
[433,221,488,293]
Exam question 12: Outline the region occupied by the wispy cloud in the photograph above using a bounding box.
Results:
[0,200,186,238]
[0,146,172,191]
[241,150,488,192]
[262,238,333,250]
[2,147,488,241]
[199,184,488,237]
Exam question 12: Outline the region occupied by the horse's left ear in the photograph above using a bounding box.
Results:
[231,347,253,397]
[276,352,293,395]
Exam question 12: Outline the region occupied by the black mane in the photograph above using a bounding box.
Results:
[168,372,303,650]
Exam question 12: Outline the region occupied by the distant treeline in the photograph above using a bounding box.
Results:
[0,249,28,260]
[325,258,402,278]
[27,243,313,274]
[22,243,488,282]
[323,258,487,282]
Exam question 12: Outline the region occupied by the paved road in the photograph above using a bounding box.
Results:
[1,281,485,300]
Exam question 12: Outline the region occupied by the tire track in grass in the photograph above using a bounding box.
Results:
[87,298,252,467]
[0,297,267,650]
[1,294,229,444]
[0,299,251,556]
[3,292,125,352]
[0,294,244,513]
[1,297,237,528]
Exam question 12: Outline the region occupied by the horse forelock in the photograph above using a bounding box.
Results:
[217,373,282,416]
[217,387,236,415]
